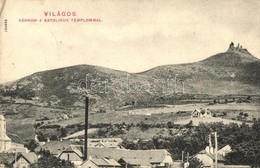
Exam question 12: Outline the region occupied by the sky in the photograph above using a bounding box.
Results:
[0,0,260,83]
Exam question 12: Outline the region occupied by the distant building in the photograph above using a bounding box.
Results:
[191,109,212,118]
[227,42,250,55]
[63,114,69,120]
[88,138,124,149]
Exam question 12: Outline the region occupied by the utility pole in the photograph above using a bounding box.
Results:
[84,74,89,161]
[84,96,89,160]
[214,132,218,168]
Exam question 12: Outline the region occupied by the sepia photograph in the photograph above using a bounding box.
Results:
[0,0,260,167]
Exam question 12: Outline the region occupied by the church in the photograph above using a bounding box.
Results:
[0,115,27,153]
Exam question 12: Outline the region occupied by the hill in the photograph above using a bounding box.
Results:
[0,42,259,109]
[141,42,260,95]
[0,64,164,110]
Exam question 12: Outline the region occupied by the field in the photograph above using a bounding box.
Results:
[1,100,259,141]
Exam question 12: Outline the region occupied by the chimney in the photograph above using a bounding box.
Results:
[84,96,89,160]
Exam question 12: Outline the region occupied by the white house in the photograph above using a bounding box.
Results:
[191,109,212,118]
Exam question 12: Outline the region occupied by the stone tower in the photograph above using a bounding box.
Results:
[227,42,235,52]
[0,115,11,152]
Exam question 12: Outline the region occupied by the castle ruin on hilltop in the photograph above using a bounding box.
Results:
[227,42,250,54]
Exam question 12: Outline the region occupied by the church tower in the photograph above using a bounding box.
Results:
[0,115,11,152]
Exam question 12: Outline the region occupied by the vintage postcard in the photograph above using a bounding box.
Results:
[0,0,259,167]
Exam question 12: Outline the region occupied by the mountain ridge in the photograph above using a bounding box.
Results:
[0,43,259,109]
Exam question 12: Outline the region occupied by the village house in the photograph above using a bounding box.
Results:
[191,109,212,118]
[88,138,124,149]
[34,140,74,156]
[86,148,174,167]
[56,146,173,168]
[217,145,232,157]
[218,165,251,168]
[58,145,84,167]
[195,142,250,168]
[195,149,226,168]
[11,152,38,168]
[194,134,228,168]
[80,158,121,168]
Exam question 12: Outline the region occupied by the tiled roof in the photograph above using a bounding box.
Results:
[35,140,74,155]
[198,150,226,162]
[104,158,121,166]
[61,145,84,158]
[91,158,110,166]
[87,148,171,163]
[89,158,120,166]
[19,152,38,164]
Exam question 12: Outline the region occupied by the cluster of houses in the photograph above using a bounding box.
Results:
[33,137,174,168]
[0,113,252,168]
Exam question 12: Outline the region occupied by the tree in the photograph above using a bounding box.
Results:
[185,120,193,129]
[167,121,174,128]
[246,96,252,100]
[60,127,68,137]
[25,140,39,152]
[32,151,74,168]
[188,157,203,168]
[243,113,249,117]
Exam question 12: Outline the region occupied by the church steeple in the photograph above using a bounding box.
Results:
[0,115,11,152]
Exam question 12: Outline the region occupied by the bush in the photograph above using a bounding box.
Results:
[244,113,249,117]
